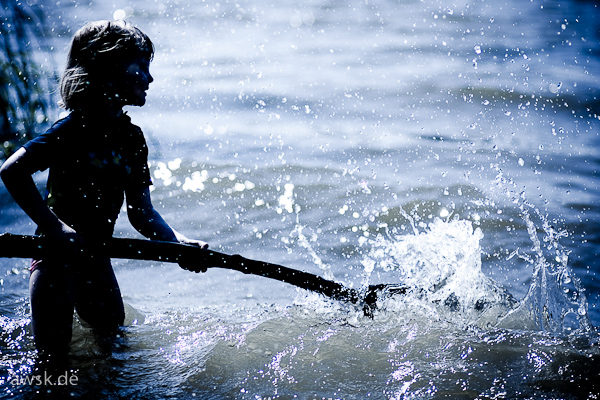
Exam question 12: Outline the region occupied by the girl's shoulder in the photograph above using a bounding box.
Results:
[45,112,76,131]
[48,111,94,135]
[24,113,79,148]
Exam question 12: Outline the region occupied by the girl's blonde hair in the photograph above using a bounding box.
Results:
[60,20,154,110]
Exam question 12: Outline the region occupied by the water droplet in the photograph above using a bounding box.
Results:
[290,14,302,28]
[303,13,315,26]
[113,9,127,20]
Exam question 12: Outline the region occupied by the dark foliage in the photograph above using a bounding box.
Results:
[0,0,56,159]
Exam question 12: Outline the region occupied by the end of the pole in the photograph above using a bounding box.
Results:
[362,284,409,317]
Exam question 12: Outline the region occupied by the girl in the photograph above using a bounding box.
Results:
[0,20,208,363]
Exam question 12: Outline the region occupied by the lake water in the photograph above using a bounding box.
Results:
[1,0,599,398]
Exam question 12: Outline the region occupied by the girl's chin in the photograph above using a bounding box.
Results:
[123,95,146,107]
[117,90,146,107]
[131,98,146,106]
[134,92,147,106]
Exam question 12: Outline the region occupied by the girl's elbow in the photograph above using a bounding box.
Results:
[0,163,7,180]
[0,159,17,184]
[0,148,30,182]
[0,154,14,176]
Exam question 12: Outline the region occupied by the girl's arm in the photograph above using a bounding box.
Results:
[0,148,80,241]
[125,185,208,272]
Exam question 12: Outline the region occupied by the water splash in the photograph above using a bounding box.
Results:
[292,223,334,281]
[0,298,35,395]
[281,182,335,281]
[361,218,517,328]
[496,203,592,334]
[488,167,593,334]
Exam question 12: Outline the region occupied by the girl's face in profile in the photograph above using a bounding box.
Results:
[112,57,153,107]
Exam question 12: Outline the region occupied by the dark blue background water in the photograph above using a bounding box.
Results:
[1,0,599,398]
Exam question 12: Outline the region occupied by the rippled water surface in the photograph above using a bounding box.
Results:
[1,0,599,398]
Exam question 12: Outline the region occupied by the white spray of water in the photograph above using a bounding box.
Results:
[292,223,335,281]
[279,167,591,334]
[279,182,335,281]
[496,201,591,333]
[491,168,592,333]
[362,217,517,327]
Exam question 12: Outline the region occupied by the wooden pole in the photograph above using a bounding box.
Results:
[0,233,406,315]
